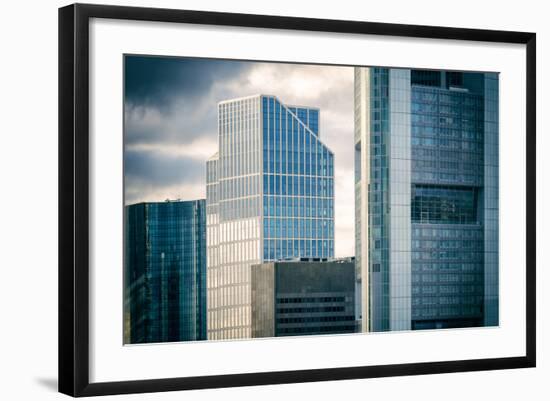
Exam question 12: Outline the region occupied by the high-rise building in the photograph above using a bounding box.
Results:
[124,199,207,343]
[251,258,356,338]
[354,68,499,332]
[206,95,335,340]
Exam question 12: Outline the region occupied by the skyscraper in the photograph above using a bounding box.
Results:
[124,199,207,343]
[251,258,356,338]
[354,68,498,332]
[206,94,335,340]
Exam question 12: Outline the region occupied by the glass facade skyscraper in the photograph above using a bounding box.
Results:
[354,68,499,332]
[124,200,207,343]
[206,94,335,340]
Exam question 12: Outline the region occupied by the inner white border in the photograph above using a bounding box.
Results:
[89,18,526,383]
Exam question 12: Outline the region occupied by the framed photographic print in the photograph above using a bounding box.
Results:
[58,3,536,397]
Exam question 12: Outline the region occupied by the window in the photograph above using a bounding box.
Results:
[411,185,478,224]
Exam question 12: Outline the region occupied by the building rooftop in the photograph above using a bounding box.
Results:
[125,198,206,207]
[265,256,355,264]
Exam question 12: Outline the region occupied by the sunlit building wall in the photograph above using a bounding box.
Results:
[207,94,335,340]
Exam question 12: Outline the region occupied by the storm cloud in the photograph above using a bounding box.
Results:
[125,56,249,112]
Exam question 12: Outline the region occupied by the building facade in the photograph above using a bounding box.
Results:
[124,200,207,343]
[354,68,499,332]
[206,95,335,340]
[251,258,356,338]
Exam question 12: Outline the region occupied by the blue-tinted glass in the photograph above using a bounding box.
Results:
[281,112,287,174]
[264,218,270,238]
[292,123,301,174]
[269,196,274,217]
[298,108,307,123]
[313,142,319,175]
[125,201,206,343]
[269,175,274,194]
[280,196,287,217]
[269,240,275,260]
[287,219,293,237]
[274,196,280,217]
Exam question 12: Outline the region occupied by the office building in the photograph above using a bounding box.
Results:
[354,68,499,332]
[124,199,207,343]
[251,258,356,338]
[206,95,335,340]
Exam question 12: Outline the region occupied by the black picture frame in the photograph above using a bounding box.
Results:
[58,3,536,397]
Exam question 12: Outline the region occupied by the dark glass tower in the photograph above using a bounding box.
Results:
[124,199,207,343]
[355,68,499,332]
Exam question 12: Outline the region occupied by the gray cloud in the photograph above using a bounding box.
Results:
[125,148,204,185]
[125,56,249,112]
[124,148,206,205]
[124,56,253,148]
[124,99,217,147]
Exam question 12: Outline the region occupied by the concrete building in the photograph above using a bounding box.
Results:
[354,68,499,332]
[206,95,335,340]
[251,258,356,338]
[124,199,207,343]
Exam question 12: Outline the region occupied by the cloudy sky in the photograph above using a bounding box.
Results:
[124,56,355,257]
